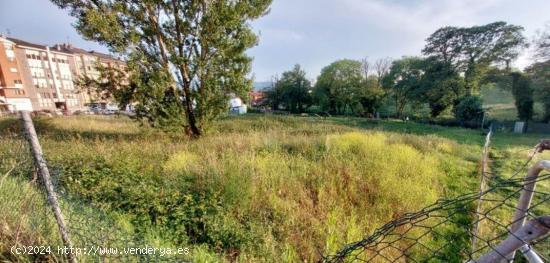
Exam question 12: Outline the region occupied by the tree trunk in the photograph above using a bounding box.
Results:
[395,97,402,118]
[182,83,201,137]
[171,1,202,138]
[399,103,406,119]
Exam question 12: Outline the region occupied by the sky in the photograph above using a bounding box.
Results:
[1,0,549,82]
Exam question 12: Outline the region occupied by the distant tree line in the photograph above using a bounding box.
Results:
[264,21,550,125]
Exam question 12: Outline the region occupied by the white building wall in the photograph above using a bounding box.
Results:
[6,98,33,111]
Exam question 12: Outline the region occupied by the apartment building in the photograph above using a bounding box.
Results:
[0,37,32,111]
[0,35,125,113]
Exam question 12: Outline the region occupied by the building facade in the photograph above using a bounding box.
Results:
[0,38,33,111]
[0,35,124,113]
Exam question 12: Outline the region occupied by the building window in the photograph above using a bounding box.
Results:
[10,67,17,73]
[14,89,25,95]
[14,80,23,84]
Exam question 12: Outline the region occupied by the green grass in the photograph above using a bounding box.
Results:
[0,114,547,262]
[481,86,546,121]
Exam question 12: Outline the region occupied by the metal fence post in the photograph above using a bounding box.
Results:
[503,159,550,262]
[471,127,493,251]
[471,216,549,263]
[19,111,77,263]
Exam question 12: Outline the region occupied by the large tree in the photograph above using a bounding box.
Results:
[359,75,385,116]
[314,60,364,115]
[314,59,384,115]
[422,22,527,93]
[418,58,466,118]
[382,57,424,118]
[524,24,550,122]
[360,57,387,115]
[265,65,312,113]
[52,0,272,137]
[510,73,534,121]
[373,57,392,88]
[383,57,466,119]
[533,23,550,62]
[526,61,550,122]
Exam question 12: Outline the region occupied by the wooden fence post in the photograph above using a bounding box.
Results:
[19,111,77,263]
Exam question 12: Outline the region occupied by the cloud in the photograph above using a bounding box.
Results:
[3,0,547,80]
[249,0,550,80]
[338,0,503,37]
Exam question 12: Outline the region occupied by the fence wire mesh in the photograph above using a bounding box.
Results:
[323,146,549,263]
[2,116,549,263]
[1,120,186,262]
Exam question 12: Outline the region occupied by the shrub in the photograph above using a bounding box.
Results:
[511,73,534,121]
[453,95,484,124]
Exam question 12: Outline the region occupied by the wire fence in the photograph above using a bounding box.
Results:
[1,116,187,262]
[2,115,549,262]
[323,141,550,263]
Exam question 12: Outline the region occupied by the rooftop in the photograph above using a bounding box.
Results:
[53,43,121,61]
[3,36,122,62]
[6,37,49,50]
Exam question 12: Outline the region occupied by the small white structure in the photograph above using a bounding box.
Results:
[229,97,247,114]
[514,122,525,133]
[106,103,119,111]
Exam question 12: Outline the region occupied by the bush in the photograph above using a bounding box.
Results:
[511,73,534,121]
[453,95,484,124]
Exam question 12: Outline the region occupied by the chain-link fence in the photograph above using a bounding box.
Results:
[1,115,188,262]
[2,115,549,262]
[322,142,550,263]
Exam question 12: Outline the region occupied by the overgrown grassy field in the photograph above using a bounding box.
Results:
[0,114,548,262]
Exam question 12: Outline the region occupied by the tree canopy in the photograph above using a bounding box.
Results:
[265,65,312,113]
[422,22,527,93]
[526,61,550,122]
[419,58,466,118]
[533,23,550,62]
[313,59,385,115]
[52,0,272,137]
[382,57,424,118]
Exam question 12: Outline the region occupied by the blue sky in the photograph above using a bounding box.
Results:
[1,0,549,81]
